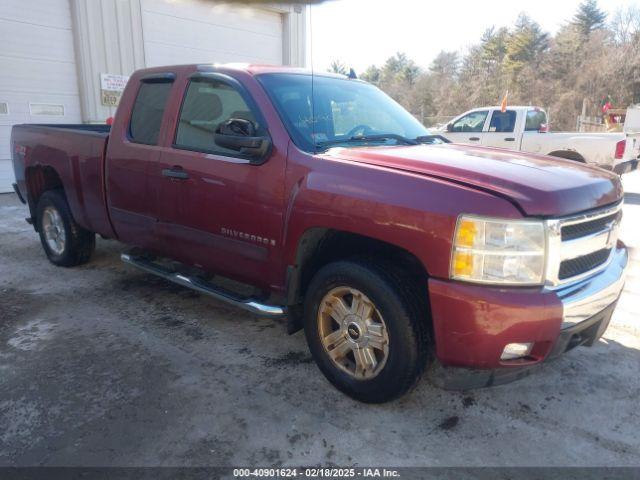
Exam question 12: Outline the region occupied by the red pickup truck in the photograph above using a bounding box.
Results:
[11,64,628,403]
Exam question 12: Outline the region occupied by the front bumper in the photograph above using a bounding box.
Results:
[428,244,628,390]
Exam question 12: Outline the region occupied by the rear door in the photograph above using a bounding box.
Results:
[155,72,286,288]
[106,73,175,248]
[481,109,520,149]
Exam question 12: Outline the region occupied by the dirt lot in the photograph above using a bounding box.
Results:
[1,172,639,467]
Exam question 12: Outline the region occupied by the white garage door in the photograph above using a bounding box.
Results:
[0,0,82,193]
[141,0,284,68]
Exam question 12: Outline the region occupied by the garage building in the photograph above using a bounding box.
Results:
[0,0,307,193]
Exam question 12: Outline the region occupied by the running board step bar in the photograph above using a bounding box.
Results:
[121,253,286,319]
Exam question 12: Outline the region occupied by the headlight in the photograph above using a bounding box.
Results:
[451,215,546,285]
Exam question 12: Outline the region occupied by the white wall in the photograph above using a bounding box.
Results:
[0,0,83,193]
[70,0,146,123]
[141,0,284,66]
[71,0,307,124]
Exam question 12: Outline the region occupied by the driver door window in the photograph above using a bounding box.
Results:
[174,79,257,157]
[446,110,488,144]
[451,111,488,133]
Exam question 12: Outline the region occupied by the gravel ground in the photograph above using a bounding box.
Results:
[0,172,639,467]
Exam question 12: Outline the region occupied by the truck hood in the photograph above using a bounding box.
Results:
[324,143,623,217]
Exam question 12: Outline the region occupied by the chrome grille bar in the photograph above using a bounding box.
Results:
[544,202,623,288]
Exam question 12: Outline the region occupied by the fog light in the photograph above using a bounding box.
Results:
[501,342,533,361]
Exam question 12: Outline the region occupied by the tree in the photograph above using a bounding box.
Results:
[504,14,549,75]
[357,7,640,132]
[430,51,459,77]
[480,27,509,70]
[328,60,348,75]
[573,0,607,35]
[611,5,640,44]
[360,65,381,84]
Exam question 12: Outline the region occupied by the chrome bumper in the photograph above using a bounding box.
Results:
[555,245,628,328]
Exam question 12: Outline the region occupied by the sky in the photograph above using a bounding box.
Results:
[307,0,636,73]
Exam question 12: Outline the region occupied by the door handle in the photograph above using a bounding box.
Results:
[162,167,189,180]
[505,137,516,142]
[469,137,480,141]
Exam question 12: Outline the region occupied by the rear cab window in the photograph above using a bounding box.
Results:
[129,80,173,145]
[525,109,548,131]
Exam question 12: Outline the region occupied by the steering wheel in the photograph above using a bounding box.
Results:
[346,124,374,137]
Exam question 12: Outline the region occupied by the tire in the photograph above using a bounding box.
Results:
[303,259,430,403]
[36,189,95,267]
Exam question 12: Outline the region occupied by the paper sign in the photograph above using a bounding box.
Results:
[100,73,129,92]
[100,73,130,107]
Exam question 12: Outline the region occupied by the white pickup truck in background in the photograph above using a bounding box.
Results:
[438,106,640,174]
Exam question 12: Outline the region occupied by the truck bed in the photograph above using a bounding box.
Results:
[11,124,114,238]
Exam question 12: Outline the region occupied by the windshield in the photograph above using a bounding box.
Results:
[257,73,431,153]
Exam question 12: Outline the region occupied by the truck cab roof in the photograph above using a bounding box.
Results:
[132,63,358,81]
[464,106,545,113]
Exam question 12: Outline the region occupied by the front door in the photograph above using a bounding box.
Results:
[156,74,286,289]
[444,110,489,145]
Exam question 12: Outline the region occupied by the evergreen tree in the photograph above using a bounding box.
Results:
[360,65,381,84]
[480,27,509,71]
[573,0,607,35]
[504,14,549,76]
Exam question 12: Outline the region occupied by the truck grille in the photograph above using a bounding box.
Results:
[558,248,612,280]
[561,211,621,241]
[546,203,622,286]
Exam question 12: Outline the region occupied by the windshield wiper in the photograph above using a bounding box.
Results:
[317,133,418,150]
[415,134,451,144]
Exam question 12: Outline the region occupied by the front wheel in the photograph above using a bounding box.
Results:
[36,190,95,267]
[303,259,430,403]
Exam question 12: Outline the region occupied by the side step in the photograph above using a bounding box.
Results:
[121,253,286,319]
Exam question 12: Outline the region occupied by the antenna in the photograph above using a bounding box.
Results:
[309,0,316,153]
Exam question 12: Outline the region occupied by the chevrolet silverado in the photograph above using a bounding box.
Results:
[11,65,628,402]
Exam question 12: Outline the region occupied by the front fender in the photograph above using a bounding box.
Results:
[282,155,523,280]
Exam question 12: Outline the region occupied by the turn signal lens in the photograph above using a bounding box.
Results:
[455,219,478,248]
[451,216,546,285]
[453,251,474,277]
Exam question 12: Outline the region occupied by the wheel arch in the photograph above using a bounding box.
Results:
[547,150,586,163]
[286,227,430,307]
[25,165,66,231]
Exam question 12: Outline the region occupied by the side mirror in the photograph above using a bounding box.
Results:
[446,123,454,132]
[538,123,549,133]
[214,118,271,162]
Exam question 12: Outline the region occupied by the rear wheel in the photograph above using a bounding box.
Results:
[303,259,429,403]
[36,190,95,267]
